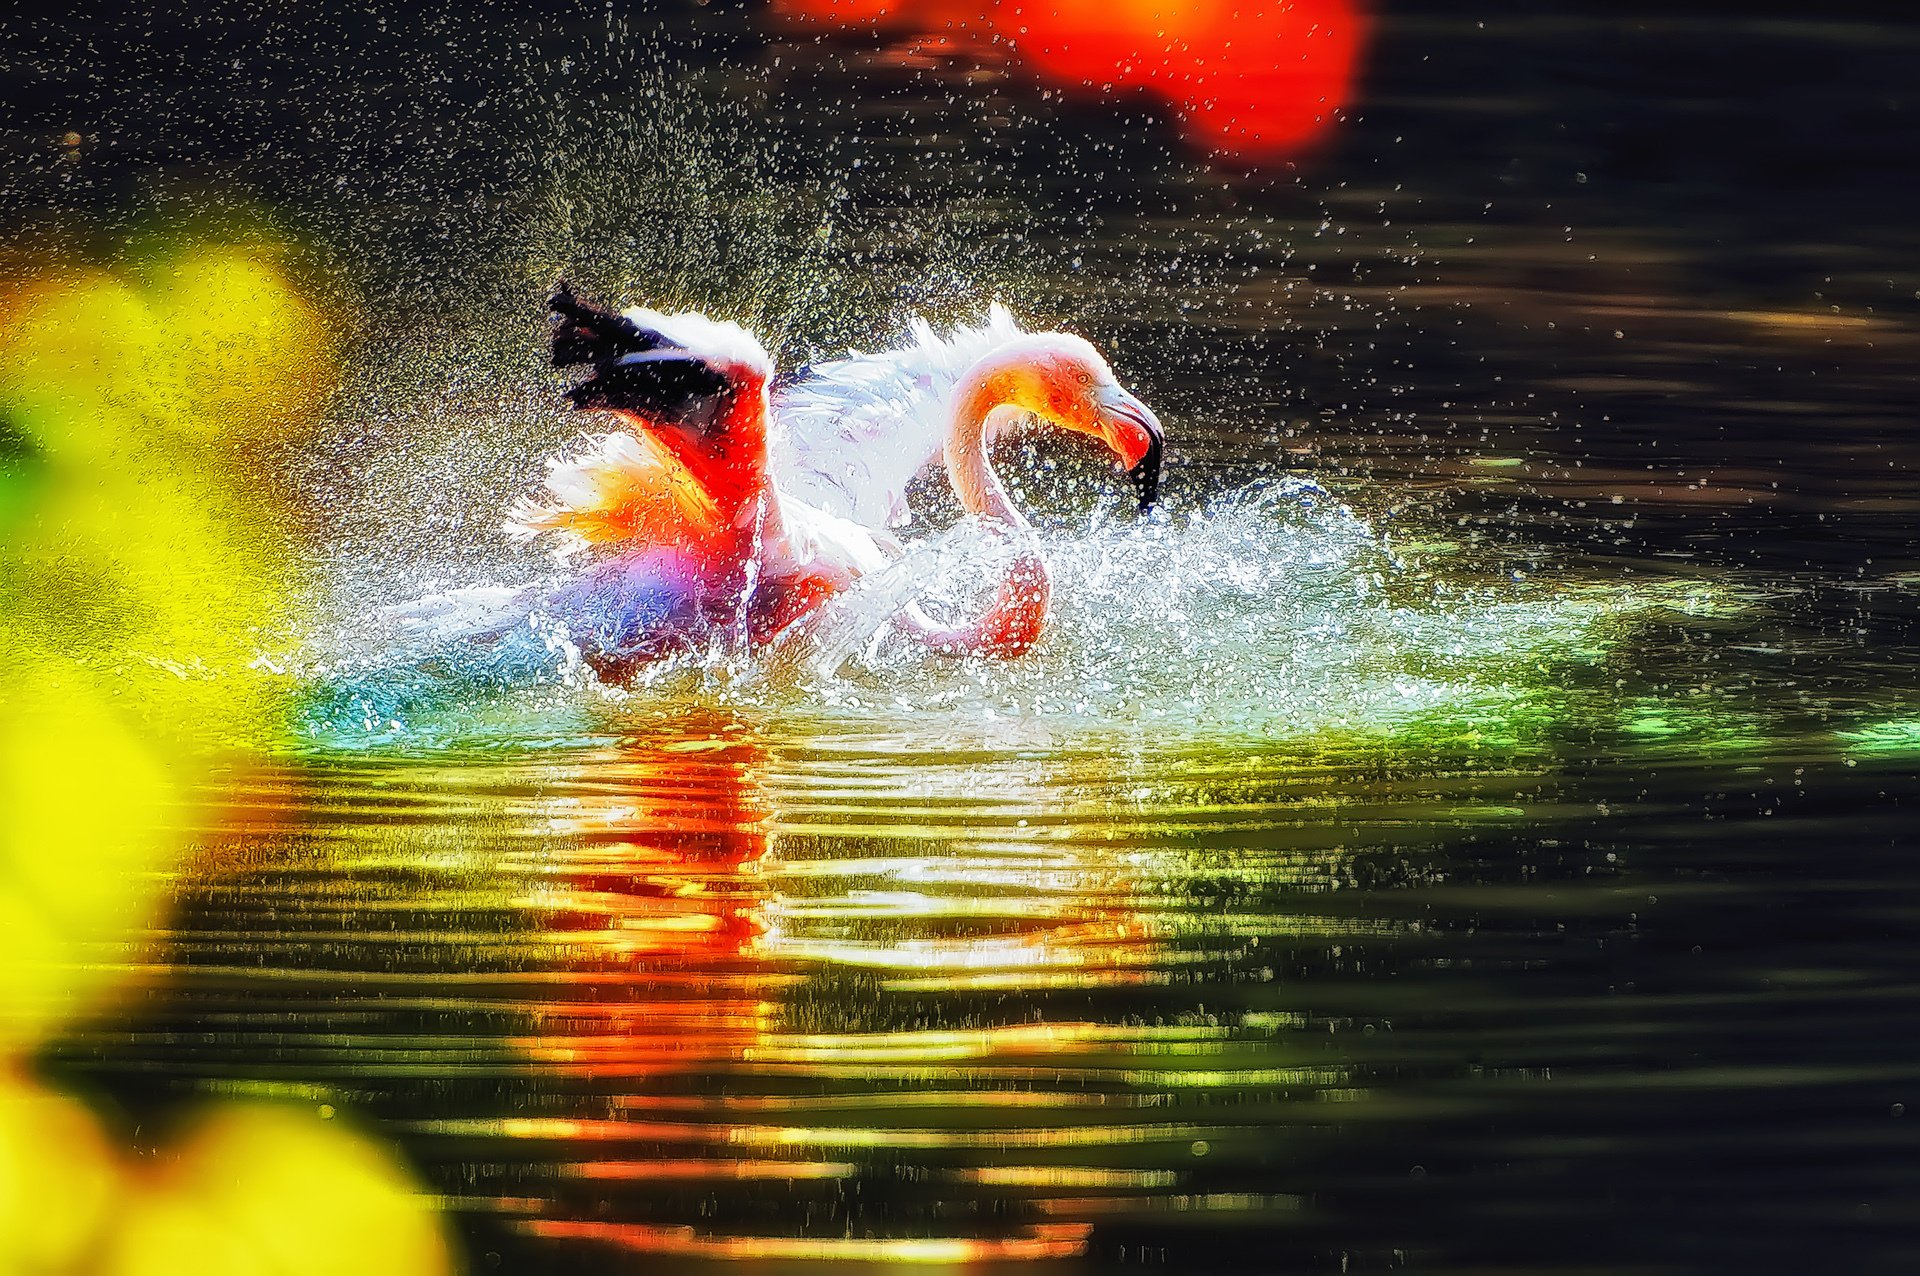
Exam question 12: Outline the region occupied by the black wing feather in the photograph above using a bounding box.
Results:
[549,283,739,432]
[549,281,676,370]
[565,351,730,415]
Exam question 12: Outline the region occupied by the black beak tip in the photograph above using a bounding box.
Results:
[1128,432,1165,513]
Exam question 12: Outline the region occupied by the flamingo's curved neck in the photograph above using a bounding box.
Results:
[897,352,1050,658]
[946,359,1038,528]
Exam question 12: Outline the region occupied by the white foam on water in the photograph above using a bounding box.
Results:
[292,475,1720,751]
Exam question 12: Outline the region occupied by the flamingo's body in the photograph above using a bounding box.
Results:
[504,287,1163,679]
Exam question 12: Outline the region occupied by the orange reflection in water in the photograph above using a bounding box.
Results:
[468,720,1172,1264]
[511,717,778,1082]
[776,0,1369,162]
[527,1220,1092,1262]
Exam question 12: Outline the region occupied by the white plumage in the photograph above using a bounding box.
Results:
[770,303,1028,528]
[767,495,900,580]
[618,305,774,380]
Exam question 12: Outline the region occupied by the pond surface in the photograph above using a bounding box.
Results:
[62,722,1920,1272]
[14,3,1920,1272]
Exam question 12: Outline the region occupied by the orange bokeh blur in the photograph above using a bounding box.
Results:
[780,0,911,18]
[774,0,1368,162]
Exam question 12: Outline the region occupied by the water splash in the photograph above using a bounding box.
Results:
[294,477,1722,751]
[779,477,1713,737]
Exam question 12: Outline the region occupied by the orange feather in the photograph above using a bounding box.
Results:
[505,430,727,552]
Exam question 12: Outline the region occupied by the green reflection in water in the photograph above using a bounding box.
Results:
[1618,696,1772,755]
[1836,718,1920,757]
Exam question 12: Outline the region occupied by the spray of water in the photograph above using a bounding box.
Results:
[292,471,1725,752]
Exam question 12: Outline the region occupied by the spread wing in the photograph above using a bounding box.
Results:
[505,428,723,551]
[548,282,770,431]
[508,285,772,551]
[769,304,1025,528]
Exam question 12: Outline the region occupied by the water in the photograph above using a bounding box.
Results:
[51,722,1920,1272]
[11,3,1920,1273]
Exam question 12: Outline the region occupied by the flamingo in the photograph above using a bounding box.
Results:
[769,301,1162,526]
[503,285,1164,680]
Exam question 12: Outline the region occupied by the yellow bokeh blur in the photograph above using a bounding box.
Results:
[0,242,331,751]
[0,462,291,745]
[0,269,162,461]
[0,1073,123,1274]
[142,246,337,443]
[0,244,335,456]
[105,1105,455,1276]
[0,682,177,1054]
[0,235,458,1271]
[99,1190,262,1276]
[0,232,335,1050]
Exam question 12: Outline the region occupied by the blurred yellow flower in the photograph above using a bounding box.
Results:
[0,1073,123,1274]
[0,235,456,1273]
[0,683,178,1054]
[106,1104,456,1276]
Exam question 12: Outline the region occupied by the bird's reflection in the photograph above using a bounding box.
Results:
[73,714,1352,1268]
[508,712,776,1081]
[485,712,1178,1263]
[170,711,1361,1267]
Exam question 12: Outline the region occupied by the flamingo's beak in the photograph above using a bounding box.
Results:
[1095,385,1165,511]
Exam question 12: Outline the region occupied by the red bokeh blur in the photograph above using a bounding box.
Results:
[775,0,1368,162]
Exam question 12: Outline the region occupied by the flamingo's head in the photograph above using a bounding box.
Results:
[992,334,1165,511]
